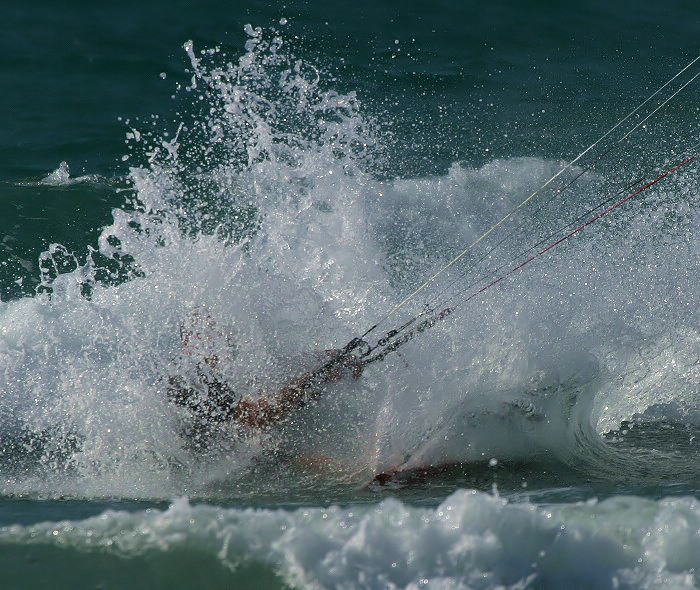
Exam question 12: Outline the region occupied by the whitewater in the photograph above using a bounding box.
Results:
[0,22,699,590]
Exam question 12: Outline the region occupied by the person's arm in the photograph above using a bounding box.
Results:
[233,351,363,429]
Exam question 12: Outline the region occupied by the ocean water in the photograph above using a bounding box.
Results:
[1,1,699,588]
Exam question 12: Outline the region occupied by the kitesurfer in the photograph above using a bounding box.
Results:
[166,310,363,439]
[166,312,467,485]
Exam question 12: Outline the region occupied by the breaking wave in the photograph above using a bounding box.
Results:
[3,490,700,589]
[0,26,698,499]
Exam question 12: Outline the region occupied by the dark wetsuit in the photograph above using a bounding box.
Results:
[167,349,364,450]
[167,367,239,449]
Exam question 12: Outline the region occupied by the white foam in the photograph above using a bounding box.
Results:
[0,28,698,497]
[37,161,103,186]
[2,490,700,589]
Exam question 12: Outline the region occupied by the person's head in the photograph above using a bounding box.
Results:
[180,307,235,370]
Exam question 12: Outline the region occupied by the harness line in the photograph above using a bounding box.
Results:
[300,55,700,390]
[359,152,697,366]
[368,53,700,333]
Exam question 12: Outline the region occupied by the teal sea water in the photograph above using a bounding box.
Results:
[1,1,699,588]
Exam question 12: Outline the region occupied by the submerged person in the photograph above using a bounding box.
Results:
[166,310,453,486]
[167,314,545,487]
[166,310,363,446]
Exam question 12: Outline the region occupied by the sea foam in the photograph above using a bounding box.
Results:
[1,490,699,589]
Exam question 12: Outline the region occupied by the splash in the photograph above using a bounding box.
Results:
[37,161,104,187]
[0,26,699,499]
[0,26,392,498]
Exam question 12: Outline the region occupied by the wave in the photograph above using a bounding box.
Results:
[2,490,700,589]
[0,27,698,499]
[8,161,110,188]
